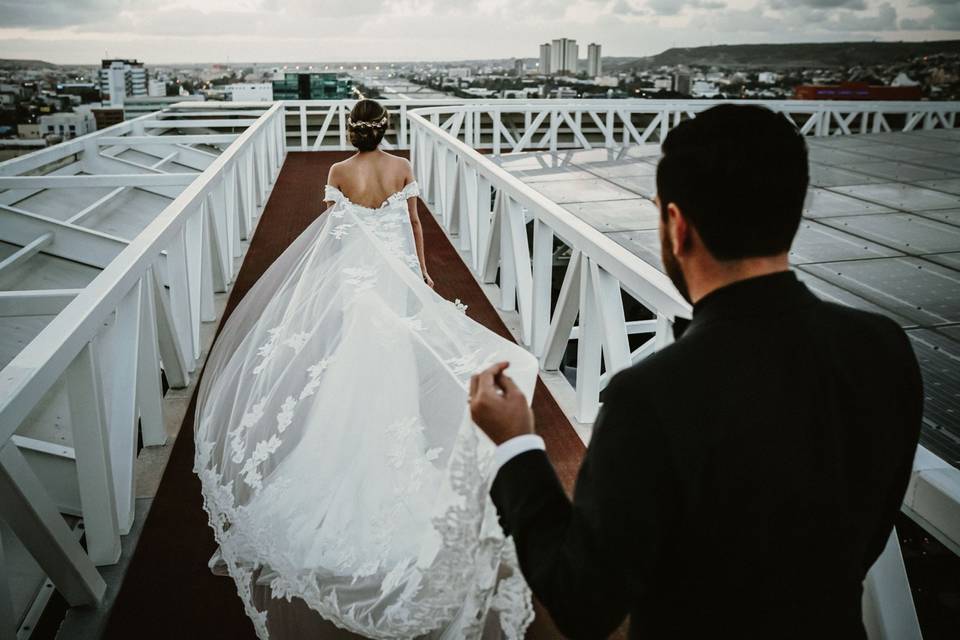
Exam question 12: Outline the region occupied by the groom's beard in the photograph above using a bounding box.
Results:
[660,229,691,304]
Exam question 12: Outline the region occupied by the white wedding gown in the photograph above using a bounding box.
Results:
[193,179,538,639]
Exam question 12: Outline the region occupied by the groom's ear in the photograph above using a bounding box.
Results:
[666,202,692,258]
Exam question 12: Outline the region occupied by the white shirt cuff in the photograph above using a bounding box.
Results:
[492,434,546,477]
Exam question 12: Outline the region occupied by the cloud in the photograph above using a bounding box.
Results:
[900,0,960,29]
[0,0,151,29]
[770,0,867,9]
[613,0,726,16]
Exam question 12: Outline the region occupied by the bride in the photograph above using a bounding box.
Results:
[193,99,539,639]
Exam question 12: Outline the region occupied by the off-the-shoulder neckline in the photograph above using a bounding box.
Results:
[325,180,418,211]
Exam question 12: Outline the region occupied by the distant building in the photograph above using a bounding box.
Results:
[462,87,497,98]
[39,109,95,140]
[691,80,721,98]
[550,86,578,99]
[653,77,672,91]
[794,82,922,101]
[514,59,525,76]
[272,72,353,100]
[594,75,618,88]
[447,67,472,79]
[123,95,203,118]
[91,107,124,130]
[501,87,541,99]
[757,71,778,84]
[673,70,691,95]
[551,38,578,75]
[17,124,41,139]
[148,79,167,97]
[56,82,100,103]
[99,59,147,105]
[539,43,551,74]
[226,83,273,102]
[587,43,602,77]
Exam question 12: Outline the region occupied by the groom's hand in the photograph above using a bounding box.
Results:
[469,362,534,445]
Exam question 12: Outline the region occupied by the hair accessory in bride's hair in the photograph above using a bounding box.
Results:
[347,112,388,129]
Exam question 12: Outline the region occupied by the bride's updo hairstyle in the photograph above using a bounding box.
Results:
[347,99,389,152]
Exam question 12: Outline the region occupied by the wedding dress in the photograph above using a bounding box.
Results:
[193,179,538,639]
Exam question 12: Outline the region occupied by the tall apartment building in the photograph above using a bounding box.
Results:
[550,38,578,75]
[539,43,552,74]
[98,59,147,105]
[587,43,602,77]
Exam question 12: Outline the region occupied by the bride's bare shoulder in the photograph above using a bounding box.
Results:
[384,153,414,180]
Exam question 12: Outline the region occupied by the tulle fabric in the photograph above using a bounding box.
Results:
[193,180,537,639]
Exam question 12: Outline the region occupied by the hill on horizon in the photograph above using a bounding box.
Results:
[0,58,60,70]
[610,40,960,71]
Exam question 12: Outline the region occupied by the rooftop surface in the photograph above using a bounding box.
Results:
[496,129,960,468]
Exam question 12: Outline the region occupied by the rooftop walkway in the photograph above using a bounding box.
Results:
[99,151,597,639]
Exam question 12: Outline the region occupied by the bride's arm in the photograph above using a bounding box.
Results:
[407,197,433,288]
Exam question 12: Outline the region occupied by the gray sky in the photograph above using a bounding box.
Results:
[1,0,958,64]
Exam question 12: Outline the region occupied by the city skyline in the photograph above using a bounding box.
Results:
[1,0,959,65]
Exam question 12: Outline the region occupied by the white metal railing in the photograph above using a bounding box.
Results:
[0,103,285,621]
[277,98,960,152]
[407,108,691,423]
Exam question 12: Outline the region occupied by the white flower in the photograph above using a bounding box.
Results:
[331,223,353,239]
[282,331,311,354]
[300,357,333,400]
[276,395,297,433]
[453,298,469,314]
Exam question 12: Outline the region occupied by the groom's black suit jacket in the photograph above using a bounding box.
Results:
[490,271,923,639]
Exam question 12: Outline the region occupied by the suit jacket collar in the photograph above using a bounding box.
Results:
[675,270,817,340]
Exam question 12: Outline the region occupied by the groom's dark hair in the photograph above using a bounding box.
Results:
[655,104,809,261]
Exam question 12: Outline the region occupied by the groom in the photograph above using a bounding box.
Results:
[469,105,923,639]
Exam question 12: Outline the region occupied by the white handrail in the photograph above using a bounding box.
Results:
[0,102,284,439]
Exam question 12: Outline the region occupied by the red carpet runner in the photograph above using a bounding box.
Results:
[103,151,593,639]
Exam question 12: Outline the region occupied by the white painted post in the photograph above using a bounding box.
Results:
[654,312,674,350]
[399,104,408,149]
[542,249,582,370]
[549,111,558,153]
[605,109,615,148]
[0,444,105,606]
[498,196,517,312]
[575,256,602,422]
[299,104,307,150]
[199,203,217,323]
[0,529,17,640]
[207,187,230,290]
[137,271,166,446]
[338,103,347,148]
[164,226,195,370]
[862,529,922,640]
[463,164,479,261]
[66,342,121,566]
[149,266,189,387]
[475,175,492,273]
[504,198,534,344]
[531,218,554,357]
[184,208,203,359]
[98,282,142,534]
[493,110,502,156]
[591,262,631,379]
